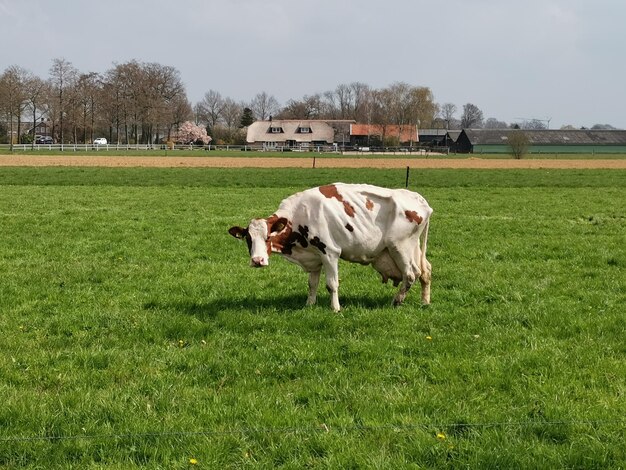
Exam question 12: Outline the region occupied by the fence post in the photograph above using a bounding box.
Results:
[405,166,410,188]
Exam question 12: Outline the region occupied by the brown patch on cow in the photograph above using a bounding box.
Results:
[404,210,423,224]
[310,236,327,254]
[319,184,355,217]
[345,223,354,232]
[266,216,291,255]
[265,214,280,236]
[268,220,310,255]
[366,198,374,211]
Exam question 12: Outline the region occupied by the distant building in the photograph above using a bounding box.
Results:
[417,128,453,147]
[27,119,51,138]
[350,124,418,147]
[455,129,626,154]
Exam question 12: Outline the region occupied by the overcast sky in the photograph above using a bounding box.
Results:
[2,0,625,129]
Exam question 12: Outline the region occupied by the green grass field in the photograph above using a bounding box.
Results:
[1,167,625,468]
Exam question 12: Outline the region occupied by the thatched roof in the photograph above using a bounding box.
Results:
[246,120,335,144]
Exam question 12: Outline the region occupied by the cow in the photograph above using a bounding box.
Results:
[228,183,432,312]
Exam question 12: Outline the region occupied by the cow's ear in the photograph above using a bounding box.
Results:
[228,226,246,239]
[270,217,289,234]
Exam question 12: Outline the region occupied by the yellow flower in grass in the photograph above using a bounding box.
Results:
[436,432,447,441]
[426,335,433,341]
[189,457,198,465]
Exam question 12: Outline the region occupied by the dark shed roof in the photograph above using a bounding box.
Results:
[446,130,462,142]
[463,129,626,145]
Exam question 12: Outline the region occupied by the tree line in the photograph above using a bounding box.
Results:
[0,58,618,146]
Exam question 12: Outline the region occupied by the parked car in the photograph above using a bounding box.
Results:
[93,138,107,145]
[36,136,53,144]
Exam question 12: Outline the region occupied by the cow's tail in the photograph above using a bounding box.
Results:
[418,217,430,271]
[414,212,432,304]
[416,211,432,277]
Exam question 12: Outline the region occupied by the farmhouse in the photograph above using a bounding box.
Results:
[455,129,626,154]
[26,118,51,138]
[246,119,335,150]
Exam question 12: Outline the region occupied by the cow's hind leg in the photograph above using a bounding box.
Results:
[306,269,321,306]
[388,243,421,307]
[419,257,432,305]
[322,256,341,312]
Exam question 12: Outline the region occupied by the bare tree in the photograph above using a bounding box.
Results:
[367,88,393,146]
[75,72,102,143]
[25,75,48,147]
[0,65,30,147]
[108,60,142,144]
[371,82,436,146]
[333,83,355,119]
[322,82,372,121]
[385,82,412,146]
[221,98,243,130]
[101,66,127,143]
[100,60,188,144]
[196,90,225,132]
[520,119,548,130]
[141,62,188,144]
[439,102,457,127]
[461,103,483,128]
[166,95,193,141]
[49,58,78,143]
[484,117,509,129]
[278,94,325,119]
[350,82,372,122]
[249,91,280,121]
[206,97,246,145]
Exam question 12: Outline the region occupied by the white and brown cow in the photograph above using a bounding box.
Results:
[228,183,432,312]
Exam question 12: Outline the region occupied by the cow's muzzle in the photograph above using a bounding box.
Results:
[250,257,268,268]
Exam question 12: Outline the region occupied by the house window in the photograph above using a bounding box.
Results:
[270,126,282,133]
[299,126,311,133]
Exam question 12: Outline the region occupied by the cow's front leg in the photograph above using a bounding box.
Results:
[306,269,321,305]
[322,257,341,312]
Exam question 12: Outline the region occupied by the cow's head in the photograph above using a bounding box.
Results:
[228,216,289,267]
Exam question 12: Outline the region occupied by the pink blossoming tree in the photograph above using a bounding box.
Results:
[174,121,212,144]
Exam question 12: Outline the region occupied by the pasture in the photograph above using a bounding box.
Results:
[0,167,625,468]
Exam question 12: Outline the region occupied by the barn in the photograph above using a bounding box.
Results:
[455,129,626,154]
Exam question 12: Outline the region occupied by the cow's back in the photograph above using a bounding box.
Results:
[276,183,431,263]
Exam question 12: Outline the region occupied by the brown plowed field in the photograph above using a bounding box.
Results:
[1,155,626,169]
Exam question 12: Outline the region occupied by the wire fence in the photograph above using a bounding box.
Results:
[0,143,450,155]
